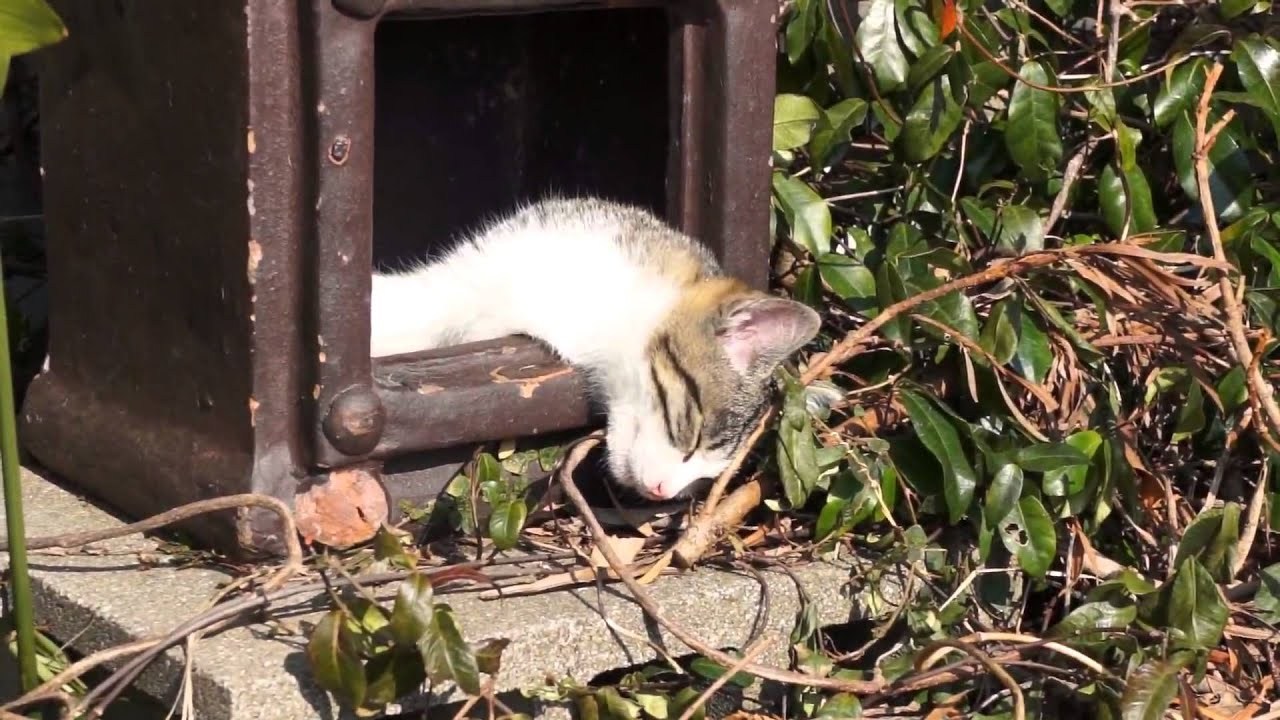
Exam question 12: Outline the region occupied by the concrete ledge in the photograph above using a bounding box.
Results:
[2,467,887,719]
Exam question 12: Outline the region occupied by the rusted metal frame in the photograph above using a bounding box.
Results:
[311,5,385,467]
[701,0,777,291]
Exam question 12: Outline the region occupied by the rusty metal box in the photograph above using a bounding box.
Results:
[20,0,778,554]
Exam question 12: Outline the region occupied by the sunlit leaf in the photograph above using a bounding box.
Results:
[1015,442,1091,472]
[773,172,833,256]
[1120,658,1186,720]
[1100,162,1157,237]
[363,651,426,709]
[774,93,823,152]
[900,388,976,523]
[418,603,481,694]
[899,59,966,162]
[817,254,876,311]
[979,300,1018,365]
[1233,36,1280,140]
[390,573,435,647]
[0,0,66,57]
[1175,504,1240,583]
[1256,563,1280,623]
[1172,110,1253,223]
[1153,58,1206,128]
[994,205,1045,254]
[1049,599,1137,640]
[1006,61,1063,181]
[809,98,869,170]
[984,463,1023,526]
[307,610,368,709]
[996,495,1057,578]
[816,692,863,717]
[474,638,511,676]
[489,497,528,551]
[856,0,908,92]
[1165,557,1229,649]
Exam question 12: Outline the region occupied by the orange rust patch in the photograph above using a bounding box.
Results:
[247,239,263,283]
[489,365,574,398]
[294,467,388,548]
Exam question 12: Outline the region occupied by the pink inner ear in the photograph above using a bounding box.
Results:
[719,298,817,374]
[721,321,762,374]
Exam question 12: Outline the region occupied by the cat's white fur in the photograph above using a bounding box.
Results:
[369,198,816,500]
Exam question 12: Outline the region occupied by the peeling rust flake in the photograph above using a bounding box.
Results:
[247,239,263,283]
[294,467,388,548]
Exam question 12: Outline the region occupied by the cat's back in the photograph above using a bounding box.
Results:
[465,197,723,284]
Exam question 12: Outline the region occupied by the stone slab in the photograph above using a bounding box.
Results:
[1,466,883,719]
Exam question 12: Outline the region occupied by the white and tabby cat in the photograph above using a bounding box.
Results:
[370,197,820,501]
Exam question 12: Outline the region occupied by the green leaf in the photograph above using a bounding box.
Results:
[0,0,66,57]
[418,603,482,694]
[994,205,1045,254]
[1013,309,1053,384]
[1042,430,1103,498]
[900,388,977,524]
[816,693,863,717]
[1043,0,1073,16]
[899,62,966,162]
[1099,163,1157,237]
[1172,110,1253,223]
[1217,366,1247,416]
[633,692,669,720]
[1171,380,1205,442]
[1006,62,1063,181]
[1221,0,1259,17]
[774,93,824,152]
[1256,563,1280,623]
[670,688,705,720]
[373,526,416,570]
[390,573,435,647]
[598,687,643,720]
[488,497,528,551]
[688,656,755,688]
[1120,659,1184,720]
[906,45,954,94]
[1175,504,1241,583]
[979,300,1018,365]
[363,651,427,709]
[776,375,822,508]
[475,453,502,486]
[984,463,1024,526]
[1233,36,1280,140]
[307,610,368,709]
[1153,58,1206,128]
[474,638,511,676]
[1166,558,1230,649]
[855,0,908,92]
[772,172,832,256]
[1049,599,1137,640]
[784,0,819,63]
[809,98,869,170]
[817,254,876,310]
[1015,442,1091,472]
[997,496,1057,578]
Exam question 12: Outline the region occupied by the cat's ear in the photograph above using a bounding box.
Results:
[717,294,821,375]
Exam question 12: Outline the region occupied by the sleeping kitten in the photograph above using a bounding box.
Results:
[370,197,821,501]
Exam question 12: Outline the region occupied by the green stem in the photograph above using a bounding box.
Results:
[0,254,38,692]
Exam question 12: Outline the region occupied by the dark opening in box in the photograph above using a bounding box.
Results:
[370,8,671,268]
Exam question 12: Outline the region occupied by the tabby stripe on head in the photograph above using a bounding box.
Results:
[652,333,705,452]
[650,363,679,447]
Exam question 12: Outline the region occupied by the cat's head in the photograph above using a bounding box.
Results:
[605,278,821,501]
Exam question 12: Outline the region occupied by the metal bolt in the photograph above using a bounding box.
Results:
[322,386,385,456]
[328,135,352,166]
